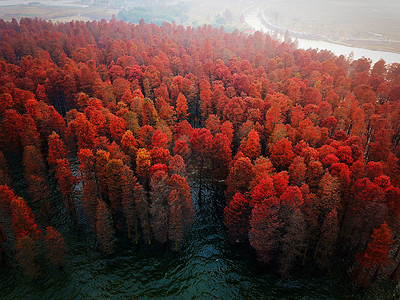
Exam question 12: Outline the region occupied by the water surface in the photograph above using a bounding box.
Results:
[0,185,365,299]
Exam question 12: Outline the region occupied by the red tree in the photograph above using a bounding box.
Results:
[45,226,66,268]
[55,158,78,226]
[168,176,194,251]
[176,93,189,121]
[226,157,256,201]
[270,138,295,171]
[96,200,115,255]
[240,129,261,161]
[224,192,251,243]
[249,196,281,263]
[356,222,394,285]
[48,131,68,172]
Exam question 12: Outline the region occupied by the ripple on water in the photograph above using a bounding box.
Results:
[0,189,366,299]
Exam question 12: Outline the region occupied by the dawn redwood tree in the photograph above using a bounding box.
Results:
[0,184,15,220]
[200,79,213,120]
[190,128,213,195]
[1,110,24,153]
[106,159,124,215]
[121,165,138,242]
[136,126,154,149]
[210,133,232,182]
[134,182,151,245]
[174,120,193,141]
[47,131,68,172]
[330,163,351,192]
[224,192,251,243]
[310,172,340,255]
[168,188,193,251]
[96,200,115,255]
[84,104,108,136]
[150,165,170,244]
[150,130,169,149]
[365,161,384,181]
[251,177,276,208]
[279,207,306,275]
[249,196,281,263]
[0,151,11,186]
[176,93,189,121]
[226,157,256,202]
[95,150,111,197]
[316,208,338,268]
[68,114,98,150]
[142,98,158,126]
[23,145,46,177]
[273,171,289,198]
[289,156,306,186]
[356,222,394,285]
[55,158,78,227]
[168,174,194,250]
[78,149,100,227]
[150,146,172,165]
[0,227,5,263]
[169,155,186,177]
[15,234,39,278]
[10,196,40,239]
[205,114,221,136]
[270,138,295,171]
[26,175,52,222]
[23,145,52,221]
[109,116,126,144]
[318,172,340,219]
[121,130,138,162]
[240,129,261,161]
[385,186,400,218]
[220,121,234,145]
[136,148,152,186]
[280,185,303,208]
[168,190,183,250]
[44,226,66,268]
[173,139,191,161]
[9,192,41,278]
[250,157,275,189]
[306,159,324,192]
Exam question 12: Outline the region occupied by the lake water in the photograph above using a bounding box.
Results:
[0,183,367,300]
[245,10,400,64]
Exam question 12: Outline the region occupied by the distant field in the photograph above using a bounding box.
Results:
[0,2,117,22]
[260,0,400,53]
[185,0,249,30]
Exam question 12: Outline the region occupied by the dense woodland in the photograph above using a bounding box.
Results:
[0,18,400,289]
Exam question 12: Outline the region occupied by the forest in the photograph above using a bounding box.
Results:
[0,17,400,297]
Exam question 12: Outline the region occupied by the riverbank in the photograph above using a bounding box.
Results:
[256,0,400,55]
[245,8,400,64]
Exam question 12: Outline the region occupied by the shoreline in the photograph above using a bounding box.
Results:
[256,6,400,56]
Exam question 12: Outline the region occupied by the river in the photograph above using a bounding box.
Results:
[244,9,400,64]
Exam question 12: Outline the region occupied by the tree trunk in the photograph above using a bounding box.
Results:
[302,242,308,265]
[134,215,139,245]
[372,264,381,283]
[390,262,400,281]
[313,238,321,260]
[126,218,131,240]
[146,214,151,245]
[390,244,400,280]
[68,198,80,231]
